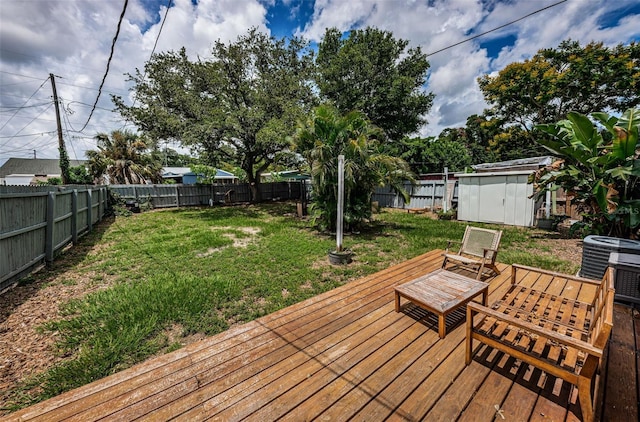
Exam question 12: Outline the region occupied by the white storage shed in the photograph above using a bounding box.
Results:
[456,157,551,227]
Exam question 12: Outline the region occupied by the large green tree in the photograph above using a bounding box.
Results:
[386,133,472,175]
[428,129,473,173]
[294,104,414,232]
[86,130,162,185]
[114,29,316,201]
[463,114,501,164]
[316,27,433,142]
[479,40,640,133]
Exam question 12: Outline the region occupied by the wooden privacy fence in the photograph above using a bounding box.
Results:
[373,180,458,210]
[0,186,107,293]
[109,181,305,208]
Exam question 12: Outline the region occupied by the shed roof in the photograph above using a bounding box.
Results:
[471,156,553,173]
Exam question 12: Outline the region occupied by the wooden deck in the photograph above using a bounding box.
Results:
[3,250,638,421]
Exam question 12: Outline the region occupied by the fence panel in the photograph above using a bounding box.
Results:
[109,182,303,209]
[178,185,210,206]
[0,187,107,293]
[0,193,48,292]
[76,189,90,234]
[138,185,179,208]
[372,180,459,211]
[52,191,73,255]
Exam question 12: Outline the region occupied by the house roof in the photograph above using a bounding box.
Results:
[0,158,87,177]
[161,167,192,176]
[260,170,310,180]
[161,167,237,179]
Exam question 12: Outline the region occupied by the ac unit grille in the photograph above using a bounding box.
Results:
[579,236,640,280]
[581,244,614,279]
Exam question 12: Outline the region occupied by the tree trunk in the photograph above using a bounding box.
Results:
[246,171,261,203]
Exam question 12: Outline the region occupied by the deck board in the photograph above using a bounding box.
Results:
[2,249,637,422]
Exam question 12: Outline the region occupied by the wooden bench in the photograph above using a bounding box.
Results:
[465,264,615,422]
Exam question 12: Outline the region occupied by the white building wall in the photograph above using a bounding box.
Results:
[4,175,36,185]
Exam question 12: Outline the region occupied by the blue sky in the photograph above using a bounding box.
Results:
[1,0,639,165]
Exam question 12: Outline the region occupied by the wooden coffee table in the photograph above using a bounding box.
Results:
[394,269,488,338]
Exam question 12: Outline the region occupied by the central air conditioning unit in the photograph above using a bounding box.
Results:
[580,236,640,280]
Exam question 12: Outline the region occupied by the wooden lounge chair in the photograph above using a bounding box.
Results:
[466,265,615,422]
[442,225,502,280]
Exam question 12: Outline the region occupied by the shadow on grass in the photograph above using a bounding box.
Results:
[0,216,115,325]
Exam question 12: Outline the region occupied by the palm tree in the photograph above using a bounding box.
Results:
[87,130,162,184]
[294,104,414,231]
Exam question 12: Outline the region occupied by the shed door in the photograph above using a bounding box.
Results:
[504,174,535,226]
[477,176,505,224]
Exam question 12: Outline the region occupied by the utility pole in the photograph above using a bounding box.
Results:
[50,73,70,184]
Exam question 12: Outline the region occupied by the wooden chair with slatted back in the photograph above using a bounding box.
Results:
[442,225,502,280]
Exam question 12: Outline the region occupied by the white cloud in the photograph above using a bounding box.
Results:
[300,0,640,137]
[1,0,639,167]
[0,0,270,163]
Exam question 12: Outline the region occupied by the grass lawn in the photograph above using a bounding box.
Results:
[2,202,579,411]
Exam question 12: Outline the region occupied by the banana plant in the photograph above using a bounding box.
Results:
[532,108,640,237]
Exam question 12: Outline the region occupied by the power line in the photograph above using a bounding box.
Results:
[56,80,128,96]
[0,131,57,139]
[0,76,50,132]
[425,0,568,57]
[0,93,52,102]
[0,103,53,148]
[0,134,57,157]
[123,0,172,127]
[0,70,46,80]
[63,99,115,113]
[79,0,129,133]
[62,105,79,160]
[0,102,52,110]
[151,0,172,59]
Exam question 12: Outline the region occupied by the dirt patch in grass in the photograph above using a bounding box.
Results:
[162,323,206,348]
[196,227,261,257]
[0,268,116,408]
[533,237,583,268]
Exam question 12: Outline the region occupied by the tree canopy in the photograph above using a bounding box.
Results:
[316,27,433,141]
[385,133,472,175]
[479,40,640,132]
[113,29,316,201]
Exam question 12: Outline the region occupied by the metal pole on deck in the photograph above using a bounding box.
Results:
[336,155,345,252]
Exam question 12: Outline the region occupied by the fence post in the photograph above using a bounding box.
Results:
[71,189,78,244]
[100,187,106,220]
[45,192,55,263]
[96,188,101,221]
[431,181,436,209]
[175,185,180,207]
[87,189,93,232]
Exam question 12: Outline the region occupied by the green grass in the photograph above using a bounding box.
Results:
[3,203,578,411]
